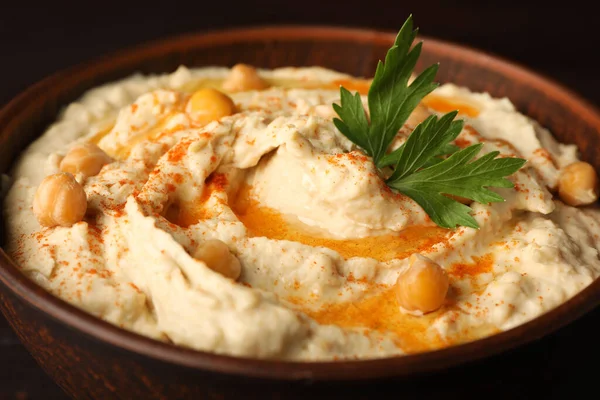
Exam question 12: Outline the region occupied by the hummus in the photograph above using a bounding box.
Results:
[3,65,600,360]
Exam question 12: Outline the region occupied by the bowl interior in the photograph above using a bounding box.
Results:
[1,25,600,380]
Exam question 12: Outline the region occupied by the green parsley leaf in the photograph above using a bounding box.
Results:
[332,88,370,152]
[382,111,463,175]
[388,144,527,228]
[332,15,439,167]
[422,143,461,167]
[332,14,527,229]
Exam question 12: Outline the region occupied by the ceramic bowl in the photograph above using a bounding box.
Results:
[1,26,599,399]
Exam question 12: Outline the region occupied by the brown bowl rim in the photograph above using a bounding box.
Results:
[1,25,600,381]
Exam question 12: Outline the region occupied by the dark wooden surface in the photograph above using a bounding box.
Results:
[1,1,599,399]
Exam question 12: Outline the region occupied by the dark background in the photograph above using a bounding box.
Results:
[1,1,599,398]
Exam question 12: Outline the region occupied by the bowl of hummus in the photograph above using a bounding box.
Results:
[1,22,600,399]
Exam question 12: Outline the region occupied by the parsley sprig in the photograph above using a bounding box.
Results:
[332,15,526,229]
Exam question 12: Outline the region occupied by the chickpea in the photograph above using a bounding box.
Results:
[60,142,112,178]
[193,239,241,280]
[33,172,87,228]
[222,64,268,92]
[188,88,236,125]
[558,161,599,206]
[395,254,449,314]
[406,103,432,128]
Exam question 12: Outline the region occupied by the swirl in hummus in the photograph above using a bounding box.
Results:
[3,64,600,360]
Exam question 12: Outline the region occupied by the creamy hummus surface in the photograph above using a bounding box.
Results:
[3,65,600,360]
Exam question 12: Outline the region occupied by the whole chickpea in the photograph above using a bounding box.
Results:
[558,161,599,206]
[395,253,449,314]
[222,64,268,92]
[188,88,236,125]
[33,172,87,228]
[193,239,241,280]
[60,142,112,178]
